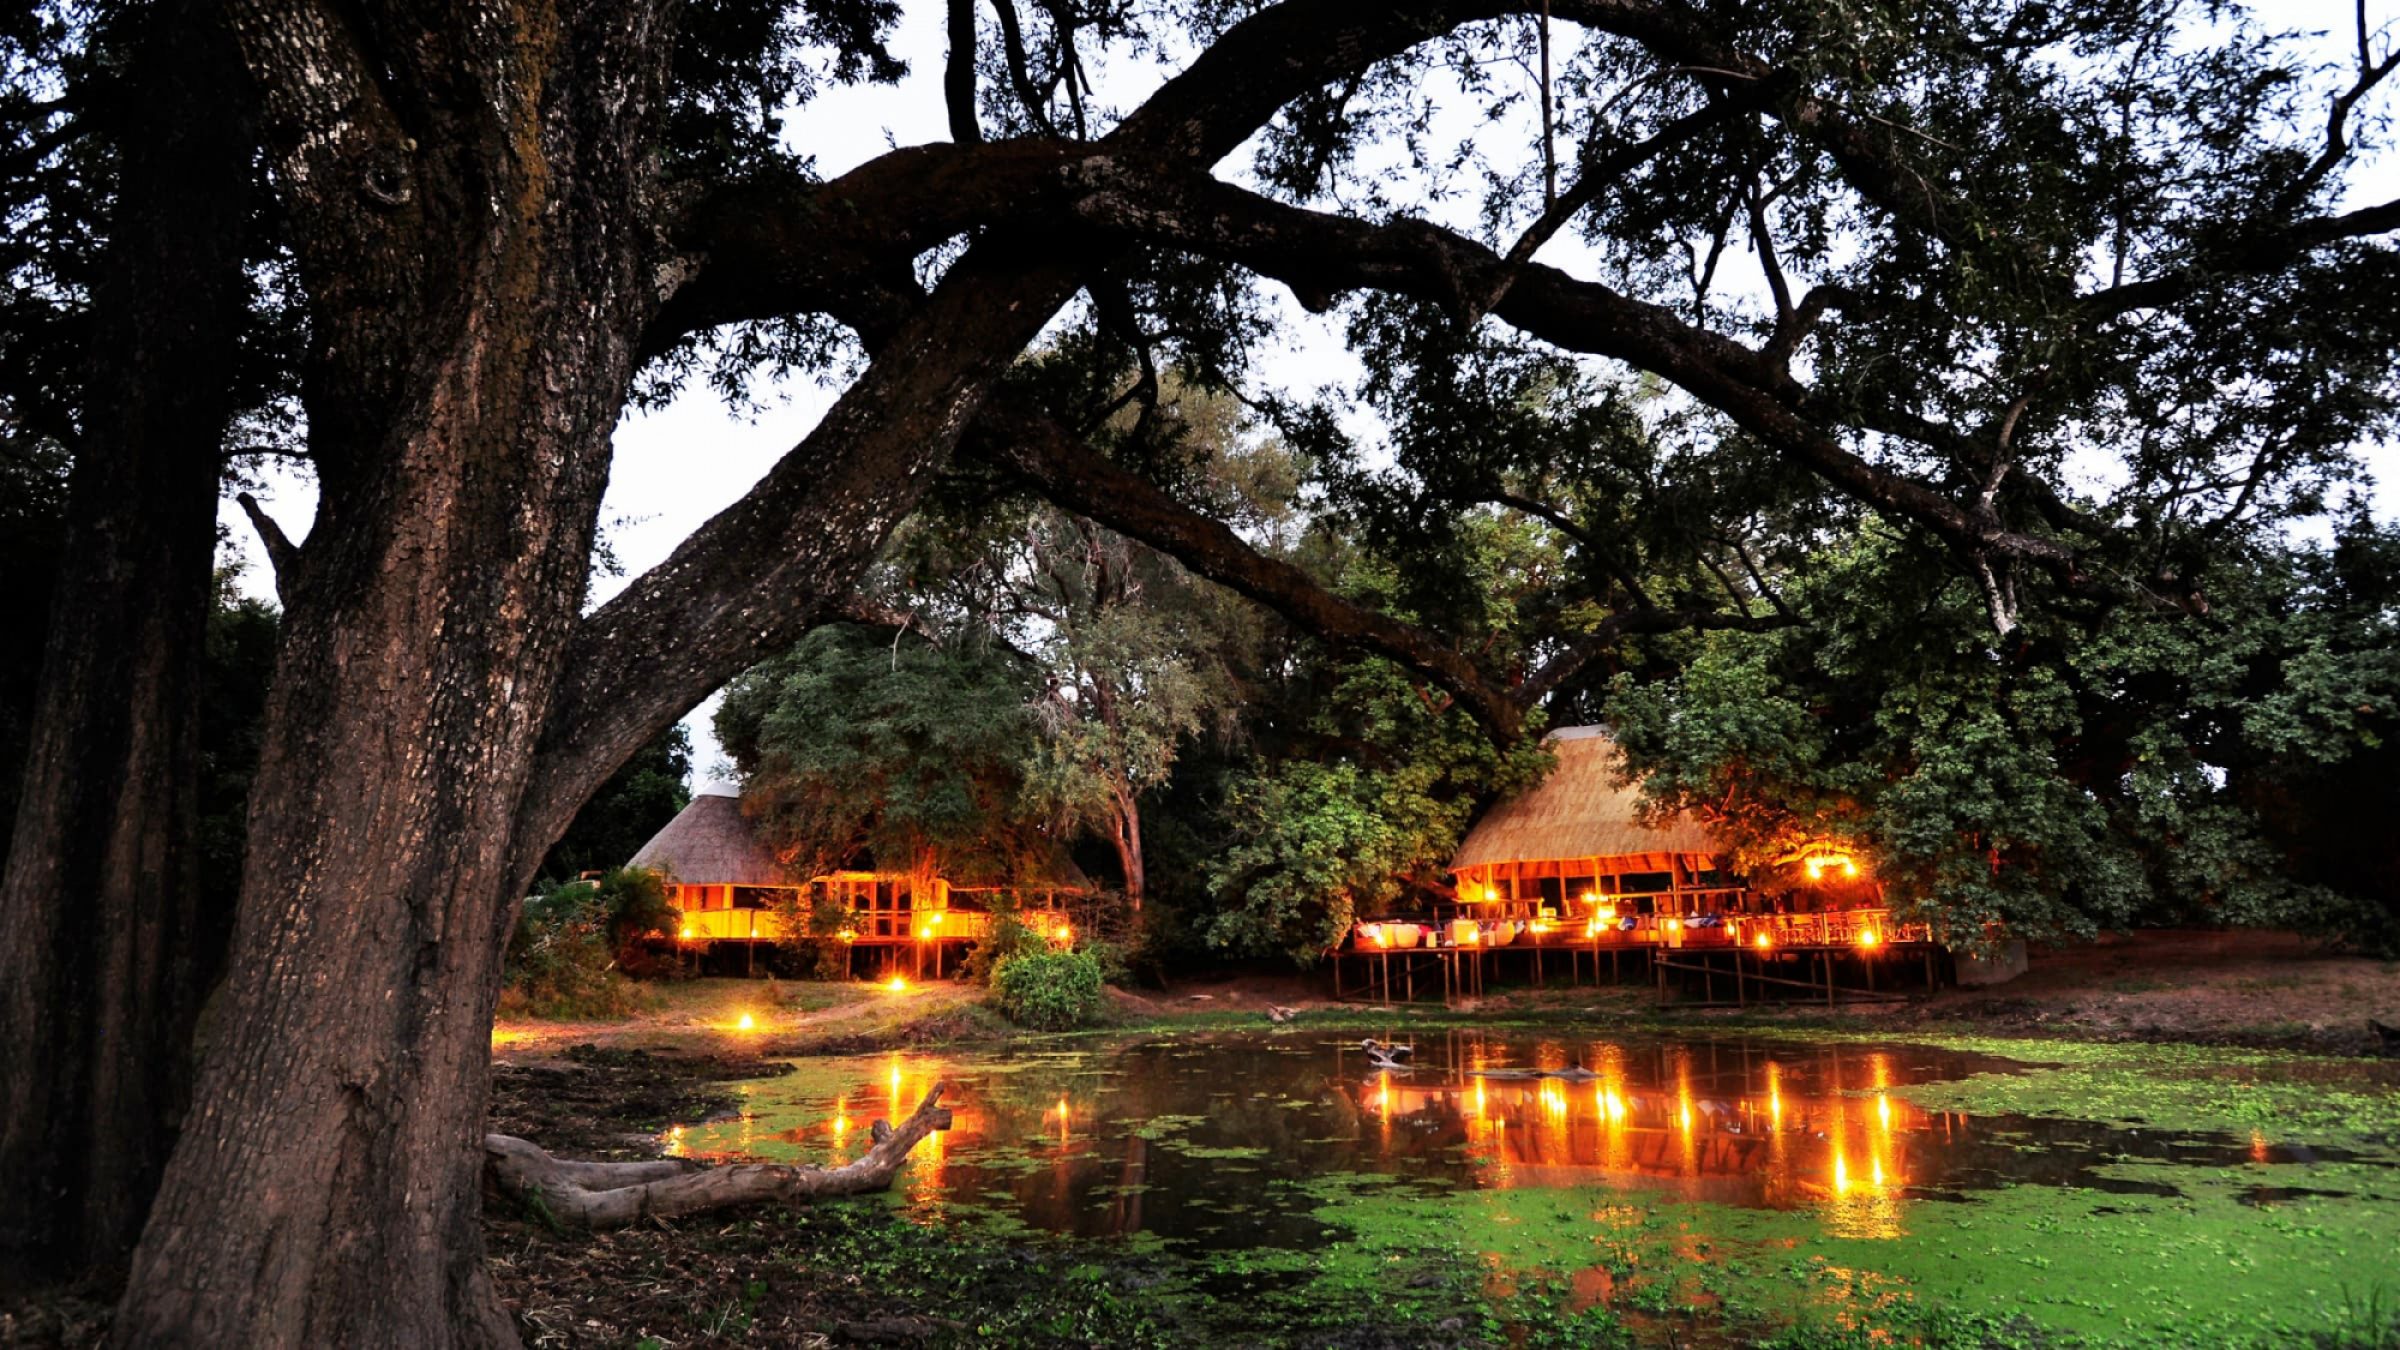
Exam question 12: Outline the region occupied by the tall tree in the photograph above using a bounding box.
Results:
[0,1,2375,1343]
[716,623,1052,883]
[0,0,264,1277]
[1015,511,1236,913]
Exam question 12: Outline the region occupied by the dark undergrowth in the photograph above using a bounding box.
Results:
[487,1198,1525,1349]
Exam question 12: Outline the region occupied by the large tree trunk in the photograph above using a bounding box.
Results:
[106,8,666,1344]
[0,0,256,1279]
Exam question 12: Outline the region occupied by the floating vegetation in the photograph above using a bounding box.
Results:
[658,1029,2400,1345]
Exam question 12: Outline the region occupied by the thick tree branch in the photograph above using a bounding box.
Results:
[1519,606,1797,706]
[1060,165,2079,573]
[990,0,1059,136]
[535,0,1542,858]
[234,491,298,598]
[2079,194,2400,319]
[516,243,1083,868]
[972,398,1527,737]
[947,0,983,144]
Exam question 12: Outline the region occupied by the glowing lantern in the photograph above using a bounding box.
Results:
[917,925,933,939]
[736,1013,755,1031]
[1594,903,1616,922]
[1856,928,1881,949]
[1054,923,1072,944]
[1582,890,1598,907]
[678,923,696,940]
[1754,930,1774,950]
[885,975,908,993]
[836,928,857,944]
[1664,918,1682,934]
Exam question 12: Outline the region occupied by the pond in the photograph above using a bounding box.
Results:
[665,1029,2400,1345]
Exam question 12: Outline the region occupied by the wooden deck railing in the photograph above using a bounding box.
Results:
[670,906,1071,945]
[1346,906,1930,953]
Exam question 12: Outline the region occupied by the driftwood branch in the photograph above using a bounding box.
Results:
[484,1083,954,1229]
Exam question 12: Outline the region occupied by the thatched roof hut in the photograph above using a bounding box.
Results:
[1452,727,1718,872]
[628,791,789,886]
[1440,725,1747,922]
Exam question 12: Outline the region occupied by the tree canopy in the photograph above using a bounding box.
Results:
[2,0,2397,1340]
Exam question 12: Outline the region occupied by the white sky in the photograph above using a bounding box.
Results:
[219,0,2398,786]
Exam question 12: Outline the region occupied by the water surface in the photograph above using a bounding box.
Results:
[663,1030,2359,1248]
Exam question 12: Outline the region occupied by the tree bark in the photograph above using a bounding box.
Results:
[0,0,256,1279]
[105,5,671,1345]
[1112,783,1146,914]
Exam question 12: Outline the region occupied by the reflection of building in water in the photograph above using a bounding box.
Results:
[1341,1037,1920,1225]
[663,1034,2292,1257]
[674,1038,2119,1247]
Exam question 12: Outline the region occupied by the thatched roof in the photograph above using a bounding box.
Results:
[628,792,792,886]
[1449,726,1720,872]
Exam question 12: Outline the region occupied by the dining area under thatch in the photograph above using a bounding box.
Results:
[1330,727,1935,1007]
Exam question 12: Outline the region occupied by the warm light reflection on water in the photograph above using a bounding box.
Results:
[668,1031,2312,1250]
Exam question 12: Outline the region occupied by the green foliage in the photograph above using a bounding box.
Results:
[503,869,679,1016]
[960,903,1048,985]
[990,950,1107,1030]
[1206,662,1551,964]
[540,724,692,883]
[1608,522,2400,946]
[197,579,281,923]
[716,623,1048,883]
[1204,518,1557,964]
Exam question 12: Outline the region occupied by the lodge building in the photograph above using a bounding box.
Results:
[626,790,1074,961]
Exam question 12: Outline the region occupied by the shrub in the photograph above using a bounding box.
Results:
[990,950,1107,1030]
[595,867,680,977]
[504,878,658,1018]
[961,911,1049,984]
[772,888,860,979]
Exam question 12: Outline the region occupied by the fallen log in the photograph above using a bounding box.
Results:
[484,1081,953,1228]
